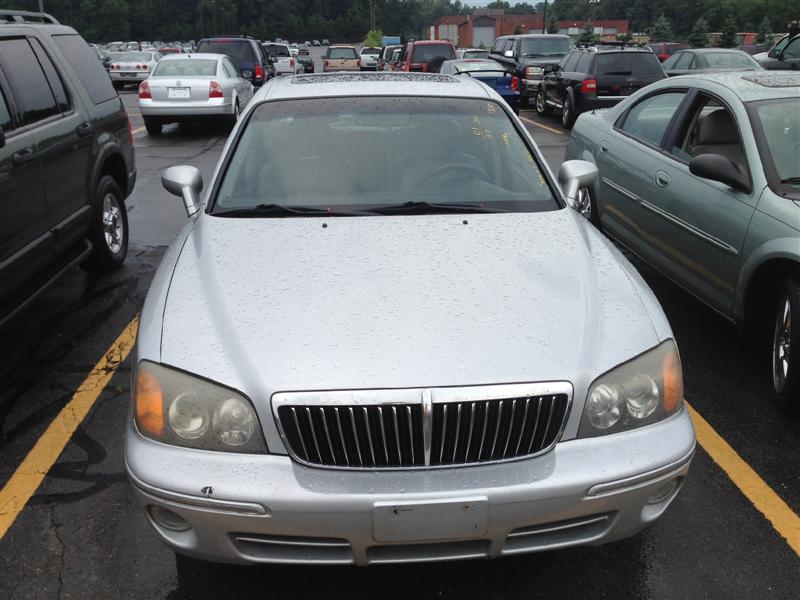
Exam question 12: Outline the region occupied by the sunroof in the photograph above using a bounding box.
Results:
[741,72,800,88]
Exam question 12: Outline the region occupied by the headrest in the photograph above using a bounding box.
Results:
[696,110,739,145]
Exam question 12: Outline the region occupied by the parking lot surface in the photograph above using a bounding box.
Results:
[1,82,798,599]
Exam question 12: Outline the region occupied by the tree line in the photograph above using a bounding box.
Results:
[0,0,796,43]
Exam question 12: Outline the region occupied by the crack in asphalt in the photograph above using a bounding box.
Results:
[50,505,66,600]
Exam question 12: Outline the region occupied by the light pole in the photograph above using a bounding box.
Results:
[542,0,548,34]
[39,0,44,13]
[369,0,374,32]
[589,0,600,39]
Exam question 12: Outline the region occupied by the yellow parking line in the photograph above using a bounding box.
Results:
[687,402,800,555]
[0,317,138,539]
[520,114,564,135]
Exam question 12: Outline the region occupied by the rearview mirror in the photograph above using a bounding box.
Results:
[689,154,751,194]
[557,160,598,216]
[504,50,514,58]
[162,165,203,217]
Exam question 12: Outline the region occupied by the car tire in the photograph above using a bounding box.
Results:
[227,100,240,127]
[82,175,128,273]
[519,94,529,109]
[113,82,124,91]
[535,91,550,116]
[144,118,162,135]
[561,96,576,129]
[772,277,800,413]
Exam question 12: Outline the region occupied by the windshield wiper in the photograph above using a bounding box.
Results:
[780,177,800,184]
[213,203,378,217]
[522,53,542,58]
[368,201,508,215]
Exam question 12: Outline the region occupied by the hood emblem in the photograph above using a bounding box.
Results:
[176,80,182,86]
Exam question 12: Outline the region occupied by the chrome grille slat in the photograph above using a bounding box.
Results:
[277,391,569,469]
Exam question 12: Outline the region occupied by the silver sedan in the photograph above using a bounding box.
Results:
[138,53,254,134]
[127,73,695,566]
[109,51,162,89]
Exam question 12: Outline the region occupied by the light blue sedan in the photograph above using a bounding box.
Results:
[566,71,800,412]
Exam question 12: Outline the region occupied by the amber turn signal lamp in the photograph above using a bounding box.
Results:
[662,348,684,414]
[135,368,164,437]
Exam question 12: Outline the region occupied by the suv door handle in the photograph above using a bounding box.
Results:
[599,141,609,154]
[76,122,94,137]
[12,147,37,167]
[655,171,671,187]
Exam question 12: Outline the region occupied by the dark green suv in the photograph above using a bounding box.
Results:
[0,11,136,326]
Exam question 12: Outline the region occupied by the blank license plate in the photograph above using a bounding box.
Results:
[168,87,190,99]
[373,497,488,542]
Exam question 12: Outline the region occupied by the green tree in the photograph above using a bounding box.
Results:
[363,28,384,47]
[718,15,738,47]
[650,14,673,42]
[687,16,709,47]
[756,16,772,44]
[514,23,525,34]
[547,15,559,34]
[579,22,593,42]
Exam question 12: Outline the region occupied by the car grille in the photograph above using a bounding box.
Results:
[275,385,570,469]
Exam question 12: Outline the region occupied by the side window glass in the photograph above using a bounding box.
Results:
[576,53,592,73]
[784,39,800,59]
[620,92,686,147]
[672,53,691,69]
[671,95,746,169]
[563,52,580,71]
[52,34,116,104]
[0,38,59,126]
[0,86,13,132]
[30,38,70,113]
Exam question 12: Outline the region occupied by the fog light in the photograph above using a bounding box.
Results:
[646,477,681,505]
[149,505,191,531]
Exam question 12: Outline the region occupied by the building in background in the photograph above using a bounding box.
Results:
[430,10,629,48]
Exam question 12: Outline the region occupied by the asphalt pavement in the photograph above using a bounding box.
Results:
[0,68,798,599]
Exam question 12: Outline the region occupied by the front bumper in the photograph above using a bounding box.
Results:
[139,98,232,118]
[521,77,544,96]
[126,407,695,565]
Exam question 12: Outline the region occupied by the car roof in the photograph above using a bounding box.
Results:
[412,40,453,45]
[329,45,356,49]
[256,72,493,102]
[683,48,750,54]
[498,33,570,39]
[667,71,800,101]
[160,53,221,61]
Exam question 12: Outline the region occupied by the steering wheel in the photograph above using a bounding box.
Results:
[414,162,490,191]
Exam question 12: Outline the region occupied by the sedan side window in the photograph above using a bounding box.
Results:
[784,38,800,59]
[670,95,747,171]
[620,92,686,147]
[672,52,694,69]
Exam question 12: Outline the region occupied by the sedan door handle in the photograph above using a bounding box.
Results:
[599,141,609,154]
[655,171,671,187]
[76,122,94,137]
[12,147,37,167]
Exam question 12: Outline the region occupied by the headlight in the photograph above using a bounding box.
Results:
[133,361,266,453]
[579,340,683,437]
[525,66,544,77]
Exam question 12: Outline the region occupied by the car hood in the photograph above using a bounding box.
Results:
[522,57,563,67]
[157,210,664,401]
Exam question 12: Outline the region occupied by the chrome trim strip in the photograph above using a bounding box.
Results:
[234,535,350,548]
[507,514,610,538]
[271,382,574,471]
[127,468,268,515]
[586,444,696,497]
[601,177,642,203]
[640,200,739,257]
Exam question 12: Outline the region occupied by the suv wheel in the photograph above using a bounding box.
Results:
[772,277,800,412]
[536,91,550,116]
[144,117,162,135]
[82,176,128,273]
[561,97,576,129]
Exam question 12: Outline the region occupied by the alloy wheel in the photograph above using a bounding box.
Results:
[562,102,570,127]
[536,92,545,114]
[102,193,124,255]
[773,295,792,394]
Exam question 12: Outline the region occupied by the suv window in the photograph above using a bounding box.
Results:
[491,39,506,54]
[594,52,663,75]
[327,47,357,59]
[562,52,580,71]
[0,38,59,126]
[52,34,116,104]
[576,53,592,72]
[411,44,455,63]
[197,40,255,63]
[520,37,574,58]
[621,92,686,146]
[266,44,290,58]
[0,87,13,131]
[30,38,69,113]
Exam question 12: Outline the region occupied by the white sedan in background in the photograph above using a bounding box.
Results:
[109,51,162,89]
[138,53,254,135]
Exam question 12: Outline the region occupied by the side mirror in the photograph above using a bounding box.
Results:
[689,154,751,194]
[162,165,203,216]
[504,50,514,58]
[557,160,598,216]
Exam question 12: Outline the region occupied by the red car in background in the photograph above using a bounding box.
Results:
[398,40,456,72]
[645,42,689,62]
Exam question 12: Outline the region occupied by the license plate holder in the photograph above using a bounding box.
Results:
[373,497,488,542]
[168,87,190,99]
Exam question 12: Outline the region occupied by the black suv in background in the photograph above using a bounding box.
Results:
[536,42,666,129]
[195,36,272,87]
[489,34,574,108]
[0,10,136,326]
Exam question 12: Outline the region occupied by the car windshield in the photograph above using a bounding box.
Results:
[411,44,455,63]
[328,47,357,59]
[152,59,217,77]
[117,52,153,62]
[594,52,663,74]
[520,37,573,57]
[463,50,490,59]
[362,47,380,55]
[197,41,253,62]
[703,52,758,68]
[213,97,558,215]
[749,98,800,190]
[266,44,291,57]
[451,60,505,73]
